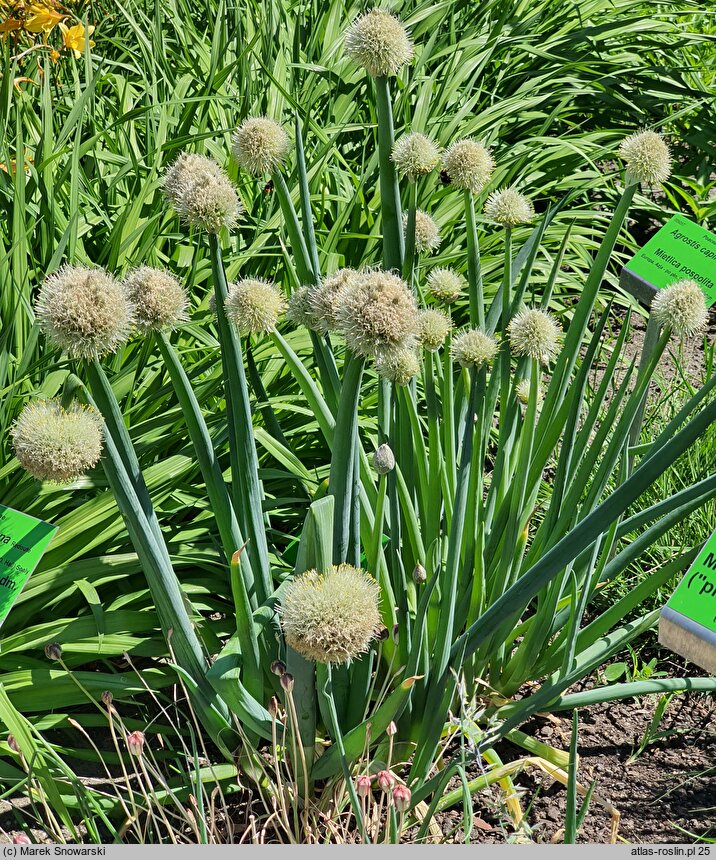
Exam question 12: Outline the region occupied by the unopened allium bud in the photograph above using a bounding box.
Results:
[163,153,224,208]
[280,672,295,693]
[280,564,381,664]
[619,130,672,185]
[426,267,464,304]
[651,280,708,339]
[451,328,498,369]
[124,266,188,332]
[344,9,413,78]
[392,784,411,813]
[337,270,418,358]
[7,735,20,753]
[271,660,287,676]
[286,286,314,328]
[418,308,451,351]
[508,308,561,363]
[376,769,396,792]
[412,563,427,584]
[44,642,62,661]
[12,400,103,483]
[386,720,397,737]
[12,834,31,845]
[485,187,533,226]
[126,730,145,757]
[515,378,543,407]
[177,170,241,234]
[392,623,399,643]
[308,269,361,334]
[36,265,134,360]
[232,117,291,177]
[391,133,441,180]
[101,690,113,707]
[268,696,279,717]
[377,625,390,641]
[375,346,420,385]
[356,775,372,798]
[225,278,285,335]
[442,138,494,194]
[373,443,395,474]
[406,210,441,254]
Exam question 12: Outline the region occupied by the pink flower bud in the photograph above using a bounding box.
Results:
[7,734,20,754]
[392,784,411,813]
[127,730,145,757]
[12,834,31,844]
[386,720,397,736]
[355,775,372,798]
[376,769,396,792]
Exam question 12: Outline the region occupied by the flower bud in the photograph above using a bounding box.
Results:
[376,769,396,792]
[386,720,397,736]
[44,642,62,661]
[485,187,533,226]
[373,443,395,475]
[101,690,113,707]
[355,775,372,798]
[515,378,543,407]
[344,10,413,78]
[12,834,31,845]
[391,133,441,180]
[271,660,287,676]
[651,280,708,339]
[280,672,295,693]
[392,784,412,813]
[232,117,291,177]
[412,563,427,584]
[7,735,20,754]
[392,623,400,644]
[126,730,145,757]
[442,138,494,195]
[377,625,390,641]
[619,130,671,185]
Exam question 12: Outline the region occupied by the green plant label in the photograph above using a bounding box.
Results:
[624,214,716,305]
[666,528,716,631]
[0,505,57,629]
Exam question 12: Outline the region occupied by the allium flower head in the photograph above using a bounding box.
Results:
[375,345,420,385]
[308,268,361,334]
[442,138,494,194]
[124,266,188,332]
[344,9,413,78]
[485,187,533,226]
[126,731,145,757]
[286,286,314,328]
[373,443,395,474]
[651,280,708,339]
[392,784,412,813]
[337,269,418,357]
[177,171,241,234]
[11,400,103,483]
[405,209,441,254]
[418,308,452,351]
[451,328,498,369]
[232,117,291,177]
[280,564,381,663]
[426,267,464,304]
[619,130,671,185]
[36,265,134,360]
[225,278,285,335]
[162,153,224,208]
[515,377,544,406]
[508,308,561,363]
[391,133,441,180]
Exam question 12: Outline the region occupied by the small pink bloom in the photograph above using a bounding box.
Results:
[392,784,411,813]
[127,730,145,757]
[13,834,31,844]
[386,720,397,736]
[355,775,372,798]
[376,769,396,792]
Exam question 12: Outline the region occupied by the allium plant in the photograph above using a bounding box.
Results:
[16,7,716,845]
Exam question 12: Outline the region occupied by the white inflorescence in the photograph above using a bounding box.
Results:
[619,130,672,185]
[391,133,441,180]
[508,307,562,363]
[124,266,188,332]
[224,278,285,335]
[232,117,291,177]
[426,267,464,304]
[344,9,413,78]
[651,280,708,338]
[451,328,498,368]
[485,187,533,226]
[442,138,494,194]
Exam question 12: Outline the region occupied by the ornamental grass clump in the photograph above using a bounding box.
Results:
[651,279,708,338]
[35,266,134,360]
[11,400,103,483]
[280,564,381,664]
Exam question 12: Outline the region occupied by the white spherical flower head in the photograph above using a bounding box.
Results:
[280,564,381,664]
[442,138,494,195]
[418,308,452,351]
[35,265,134,360]
[426,267,464,304]
[178,170,242,234]
[375,345,420,385]
[515,377,543,406]
[651,280,708,339]
[11,400,103,483]
[225,278,285,335]
[337,269,418,357]
[619,131,672,186]
[485,187,533,226]
[286,286,314,328]
[508,308,561,363]
[344,9,413,78]
[124,266,188,332]
[232,117,291,177]
[391,133,441,180]
[308,268,361,334]
[162,153,224,208]
[405,209,441,254]
[451,328,498,369]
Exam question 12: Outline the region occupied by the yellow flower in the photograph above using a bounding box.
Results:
[25,3,63,32]
[59,22,95,57]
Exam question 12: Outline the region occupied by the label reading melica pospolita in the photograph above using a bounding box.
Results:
[623,213,716,306]
[0,505,57,629]
[666,527,716,633]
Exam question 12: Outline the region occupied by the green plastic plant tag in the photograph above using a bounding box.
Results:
[666,527,716,632]
[0,505,57,629]
[623,213,716,306]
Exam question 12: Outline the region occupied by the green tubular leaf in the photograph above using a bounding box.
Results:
[374,75,403,272]
[272,170,314,286]
[552,678,716,711]
[294,111,320,282]
[465,190,483,328]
